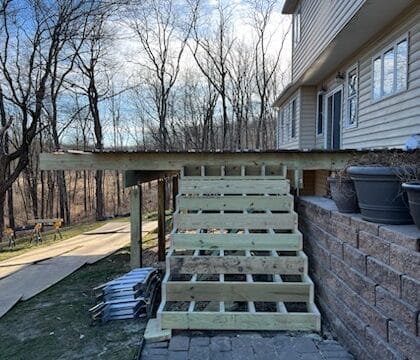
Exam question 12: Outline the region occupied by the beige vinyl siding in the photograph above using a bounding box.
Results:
[344,5,420,149]
[292,0,365,82]
[314,4,420,149]
[277,90,300,149]
[299,86,317,149]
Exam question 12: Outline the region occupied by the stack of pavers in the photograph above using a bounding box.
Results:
[89,268,160,323]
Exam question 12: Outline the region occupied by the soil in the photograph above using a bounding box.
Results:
[0,246,161,360]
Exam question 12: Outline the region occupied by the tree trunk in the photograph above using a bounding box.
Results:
[0,192,5,242]
[7,182,14,230]
[95,170,104,220]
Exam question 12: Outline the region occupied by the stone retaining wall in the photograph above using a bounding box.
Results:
[297,196,420,360]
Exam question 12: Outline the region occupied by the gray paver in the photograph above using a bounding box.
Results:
[252,338,277,360]
[142,355,167,360]
[143,348,169,356]
[321,350,354,359]
[188,345,210,360]
[291,337,318,353]
[190,336,210,347]
[168,351,188,360]
[232,345,255,360]
[210,336,232,352]
[141,332,354,360]
[147,341,169,348]
[168,336,190,351]
[211,351,233,360]
[301,353,323,360]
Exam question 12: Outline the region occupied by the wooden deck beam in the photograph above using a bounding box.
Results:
[39,150,371,171]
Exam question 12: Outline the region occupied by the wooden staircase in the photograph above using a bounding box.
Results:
[157,165,320,331]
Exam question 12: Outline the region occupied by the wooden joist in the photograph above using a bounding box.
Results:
[165,281,311,302]
[177,194,293,211]
[171,231,302,251]
[180,179,290,195]
[173,212,297,230]
[169,251,307,275]
[160,307,320,331]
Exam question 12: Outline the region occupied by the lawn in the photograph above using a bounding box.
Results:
[0,246,156,360]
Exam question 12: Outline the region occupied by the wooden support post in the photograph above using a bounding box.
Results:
[172,176,179,212]
[158,178,166,262]
[130,185,142,268]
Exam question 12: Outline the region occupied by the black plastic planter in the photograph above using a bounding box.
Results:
[327,177,359,213]
[402,182,420,230]
[347,166,413,224]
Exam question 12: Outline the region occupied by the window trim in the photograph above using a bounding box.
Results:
[344,64,358,129]
[324,85,343,150]
[371,33,409,103]
[293,5,301,48]
[279,109,285,146]
[316,91,324,136]
[279,96,298,144]
[291,98,297,139]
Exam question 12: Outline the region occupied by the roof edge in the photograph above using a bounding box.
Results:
[272,82,300,108]
[282,0,299,14]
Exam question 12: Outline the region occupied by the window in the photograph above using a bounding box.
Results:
[291,99,297,138]
[280,98,298,142]
[317,92,323,135]
[345,67,358,127]
[293,6,301,47]
[372,37,408,100]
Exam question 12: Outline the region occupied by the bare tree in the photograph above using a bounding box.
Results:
[246,0,290,149]
[70,12,113,220]
[129,0,199,150]
[227,41,255,149]
[190,0,235,150]
[0,0,95,238]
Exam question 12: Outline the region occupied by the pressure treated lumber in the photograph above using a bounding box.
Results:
[39,150,361,171]
[177,194,293,211]
[173,212,297,230]
[169,253,307,275]
[158,179,166,262]
[156,163,320,333]
[160,309,320,331]
[165,281,311,302]
[130,186,142,268]
[171,232,302,251]
[180,179,290,195]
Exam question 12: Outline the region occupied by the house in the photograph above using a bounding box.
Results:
[274,0,420,150]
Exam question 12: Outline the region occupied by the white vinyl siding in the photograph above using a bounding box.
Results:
[300,86,317,149]
[277,91,300,149]
[291,0,366,82]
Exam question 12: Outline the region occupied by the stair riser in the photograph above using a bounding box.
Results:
[169,255,307,275]
[171,233,302,251]
[174,213,297,230]
[180,179,290,195]
[160,312,320,331]
[177,194,293,212]
[164,282,312,302]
